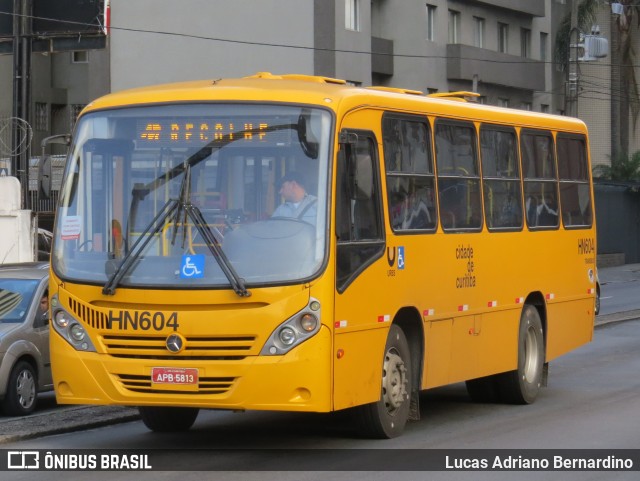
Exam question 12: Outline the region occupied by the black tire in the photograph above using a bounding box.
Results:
[496,305,545,404]
[138,406,199,432]
[2,361,38,416]
[355,324,412,438]
[465,375,500,403]
[595,283,601,315]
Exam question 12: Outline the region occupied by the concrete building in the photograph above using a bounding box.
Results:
[6,0,633,183]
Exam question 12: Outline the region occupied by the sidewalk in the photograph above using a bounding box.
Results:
[595,263,640,326]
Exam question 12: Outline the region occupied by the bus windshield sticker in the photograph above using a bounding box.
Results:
[181,255,205,279]
[61,216,82,240]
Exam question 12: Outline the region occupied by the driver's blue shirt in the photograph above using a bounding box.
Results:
[272,195,317,224]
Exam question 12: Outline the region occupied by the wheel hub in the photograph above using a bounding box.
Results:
[382,348,408,414]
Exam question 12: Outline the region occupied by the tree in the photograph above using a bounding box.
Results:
[610,1,640,161]
[554,0,600,75]
[593,151,640,180]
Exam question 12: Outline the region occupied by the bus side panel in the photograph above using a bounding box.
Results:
[546,299,594,362]
[473,310,520,379]
[424,319,453,388]
[332,328,388,410]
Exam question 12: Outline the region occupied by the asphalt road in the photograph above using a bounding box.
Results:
[1,318,639,481]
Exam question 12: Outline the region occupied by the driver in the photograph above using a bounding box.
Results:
[272,172,317,224]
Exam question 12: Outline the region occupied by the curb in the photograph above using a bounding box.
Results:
[0,406,140,445]
[594,310,640,327]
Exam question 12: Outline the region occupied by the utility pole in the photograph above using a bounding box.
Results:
[566,0,579,117]
[11,0,32,210]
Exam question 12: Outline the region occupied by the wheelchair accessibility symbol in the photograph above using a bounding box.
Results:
[397,246,405,270]
[181,254,205,279]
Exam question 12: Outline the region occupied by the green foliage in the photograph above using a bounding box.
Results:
[553,0,602,70]
[593,151,640,180]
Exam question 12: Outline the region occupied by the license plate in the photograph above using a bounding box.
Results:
[151,367,199,386]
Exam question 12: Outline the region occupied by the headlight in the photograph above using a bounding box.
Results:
[278,327,296,345]
[50,295,96,352]
[299,313,318,332]
[70,323,86,342]
[261,297,322,356]
[54,310,71,328]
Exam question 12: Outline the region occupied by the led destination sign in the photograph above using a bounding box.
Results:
[136,119,292,145]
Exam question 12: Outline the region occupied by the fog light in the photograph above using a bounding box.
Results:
[278,327,296,345]
[70,323,86,342]
[299,313,318,332]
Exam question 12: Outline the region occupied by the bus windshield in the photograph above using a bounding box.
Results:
[52,103,332,290]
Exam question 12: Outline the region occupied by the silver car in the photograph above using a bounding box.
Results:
[0,262,52,415]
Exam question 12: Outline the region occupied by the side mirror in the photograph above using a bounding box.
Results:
[39,134,70,199]
[297,110,320,159]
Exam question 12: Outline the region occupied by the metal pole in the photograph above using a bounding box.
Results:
[566,0,579,117]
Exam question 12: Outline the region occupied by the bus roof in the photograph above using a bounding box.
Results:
[85,72,587,133]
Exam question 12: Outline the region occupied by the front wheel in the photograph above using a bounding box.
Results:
[497,305,545,404]
[354,324,412,438]
[2,361,38,416]
[138,406,199,432]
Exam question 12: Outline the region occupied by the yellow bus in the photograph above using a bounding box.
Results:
[46,73,596,438]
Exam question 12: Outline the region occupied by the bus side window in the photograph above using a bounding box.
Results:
[521,130,559,230]
[435,120,482,231]
[382,114,436,232]
[557,134,592,228]
[336,131,385,292]
[480,125,523,230]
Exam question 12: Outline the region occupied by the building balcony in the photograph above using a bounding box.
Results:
[470,0,545,17]
[371,36,394,76]
[447,44,545,92]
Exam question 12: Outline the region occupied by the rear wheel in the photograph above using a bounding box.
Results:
[138,406,199,432]
[355,324,412,438]
[2,361,38,416]
[496,305,545,404]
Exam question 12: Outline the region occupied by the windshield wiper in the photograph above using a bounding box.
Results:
[103,164,251,297]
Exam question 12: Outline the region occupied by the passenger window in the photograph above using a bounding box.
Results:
[382,115,436,232]
[521,130,559,229]
[480,126,523,230]
[557,134,592,228]
[435,121,482,231]
[336,132,385,292]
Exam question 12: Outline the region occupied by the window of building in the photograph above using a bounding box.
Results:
[72,51,89,63]
[70,104,86,130]
[480,125,522,230]
[498,22,509,53]
[435,120,482,231]
[448,10,460,44]
[34,102,49,131]
[473,16,485,48]
[540,104,550,113]
[427,88,439,95]
[521,102,532,111]
[345,0,360,31]
[426,4,436,41]
[521,28,531,58]
[540,32,548,62]
[383,115,436,232]
[498,98,509,108]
